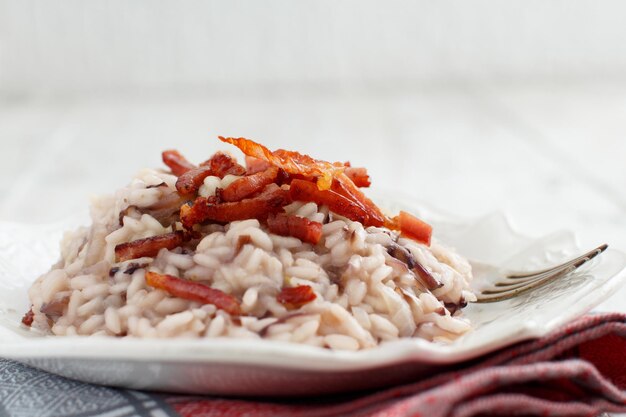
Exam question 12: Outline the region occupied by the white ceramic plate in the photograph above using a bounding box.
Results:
[1,197,625,396]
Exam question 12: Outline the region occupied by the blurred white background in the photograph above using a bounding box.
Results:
[3,0,626,93]
[0,1,625,280]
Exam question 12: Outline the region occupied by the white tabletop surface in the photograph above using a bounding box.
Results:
[1,82,625,314]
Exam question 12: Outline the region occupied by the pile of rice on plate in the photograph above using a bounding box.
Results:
[23,137,476,351]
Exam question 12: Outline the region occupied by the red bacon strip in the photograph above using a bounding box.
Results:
[115,231,186,262]
[344,167,371,188]
[267,213,322,245]
[180,184,290,228]
[168,139,431,245]
[332,174,385,227]
[145,271,241,315]
[175,166,214,196]
[221,167,279,202]
[175,152,246,196]
[245,156,272,175]
[277,285,317,310]
[395,210,432,246]
[219,137,386,226]
[162,150,196,176]
[200,151,246,178]
[219,137,344,190]
[289,179,368,224]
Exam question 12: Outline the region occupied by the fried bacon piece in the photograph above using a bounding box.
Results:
[219,137,389,227]
[387,243,441,290]
[162,149,196,176]
[175,152,246,196]
[245,156,271,175]
[22,308,34,327]
[200,151,246,178]
[219,137,344,190]
[145,271,241,315]
[180,184,290,228]
[171,138,431,244]
[344,167,371,188]
[175,166,214,196]
[394,211,432,246]
[267,213,323,245]
[277,285,317,310]
[115,231,186,262]
[331,174,385,227]
[221,167,279,202]
[289,179,368,224]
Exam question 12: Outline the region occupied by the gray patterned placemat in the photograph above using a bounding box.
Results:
[0,359,176,417]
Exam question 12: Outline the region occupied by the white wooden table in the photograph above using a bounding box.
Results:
[1,82,625,313]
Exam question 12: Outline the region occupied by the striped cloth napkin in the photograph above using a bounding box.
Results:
[1,313,625,417]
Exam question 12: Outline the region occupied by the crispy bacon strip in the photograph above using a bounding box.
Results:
[115,231,185,262]
[176,152,246,196]
[267,213,323,245]
[145,271,241,315]
[175,166,214,196]
[277,285,317,310]
[221,166,279,202]
[162,149,196,176]
[245,156,271,175]
[289,179,367,224]
[219,137,344,190]
[200,151,246,178]
[219,137,389,227]
[395,211,432,246]
[332,174,385,227]
[180,184,290,228]
[344,167,371,188]
[22,308,34,327]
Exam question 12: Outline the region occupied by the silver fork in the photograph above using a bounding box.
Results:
[475,244,608,303]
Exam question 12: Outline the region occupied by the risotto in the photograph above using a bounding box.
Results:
[23,137,475,350]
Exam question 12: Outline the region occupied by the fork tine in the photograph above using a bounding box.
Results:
[506,244,608,278]
[477,267,572,301]
[482,266,573,294]
[492,244,608,290]
[475,243,608,303]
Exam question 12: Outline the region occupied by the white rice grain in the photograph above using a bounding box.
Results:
[370,314,400,339]
[104,307,122,334]
[242,287,258,309]
[346,280,367,306]
[157,311,194,336]
[206,314,226,337]
[77,296,104,317]
[81,283,109,299]
[70,274,98,290]
[291,320,320,343]
[41,270,69,303]
[79,314,104,335]
[324,334,359,351]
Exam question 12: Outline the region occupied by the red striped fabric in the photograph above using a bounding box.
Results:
[165,313,626,417]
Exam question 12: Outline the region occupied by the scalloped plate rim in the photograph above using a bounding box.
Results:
[0,197,625,374]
